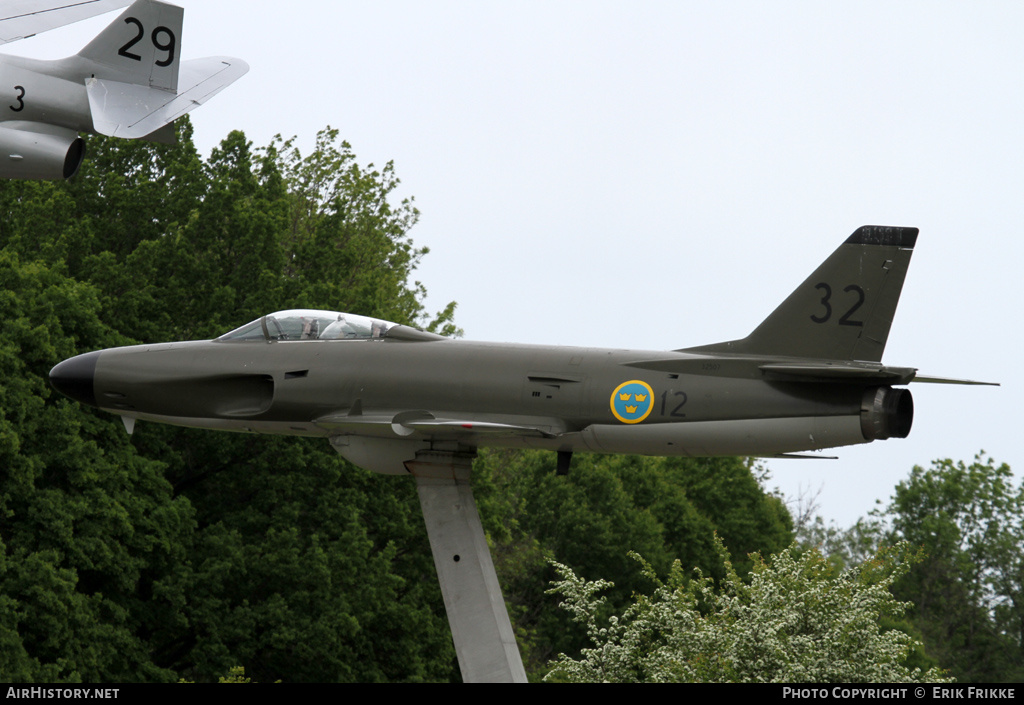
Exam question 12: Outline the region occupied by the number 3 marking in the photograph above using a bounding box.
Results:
[10,85,24,112]
[810,283,832,323]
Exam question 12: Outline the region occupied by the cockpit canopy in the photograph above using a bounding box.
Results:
[217,309,396,342]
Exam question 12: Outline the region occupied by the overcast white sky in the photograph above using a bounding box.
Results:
[11,1,1021,529]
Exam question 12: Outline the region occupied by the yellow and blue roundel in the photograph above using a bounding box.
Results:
[610,380,655,424]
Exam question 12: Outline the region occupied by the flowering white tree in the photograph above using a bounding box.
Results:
[545,539,951,683]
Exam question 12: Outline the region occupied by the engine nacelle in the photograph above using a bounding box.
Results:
[0,123,85,180]
[860,386,913,440]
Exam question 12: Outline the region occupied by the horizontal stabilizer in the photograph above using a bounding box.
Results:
[0,0,130,44]
[761,453,838,460]
[759,362,917,385]
[86,56,249,138]
[911,374,999,386]
[624,356,919,385]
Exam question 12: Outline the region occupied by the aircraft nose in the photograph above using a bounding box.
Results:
[49,351,101,407]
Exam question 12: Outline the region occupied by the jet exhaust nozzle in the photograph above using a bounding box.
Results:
[860,386,913,440]
[0,124,85,180]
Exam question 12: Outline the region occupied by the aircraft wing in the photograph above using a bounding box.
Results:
[315,410,563,441]
[399,419,559,439]
[0,0,130,44]
[86,56,249,139]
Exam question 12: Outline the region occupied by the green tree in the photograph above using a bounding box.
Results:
[472,450,793,678]
[798,515,886,572]
[0,123,460,681]
[0,251,194,682]
[883,454,1024,682]
[546,540,950,683]
[0,121,792,682]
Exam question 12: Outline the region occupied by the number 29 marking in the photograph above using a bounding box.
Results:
[118,17,176,67]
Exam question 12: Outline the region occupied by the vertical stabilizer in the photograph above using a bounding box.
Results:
[77,0,182,92]
[683,226,918,362]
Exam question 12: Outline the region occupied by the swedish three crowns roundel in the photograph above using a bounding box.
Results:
[610,380,655,424]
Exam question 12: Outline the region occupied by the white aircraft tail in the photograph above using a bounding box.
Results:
[74,0,247,140]
[77,0,182,91]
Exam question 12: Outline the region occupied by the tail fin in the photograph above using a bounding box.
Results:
[684,226,918,362]
[77,0,182,91]
[75,0,248,140]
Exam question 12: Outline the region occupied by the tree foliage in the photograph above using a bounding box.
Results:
[0,123,457,682]
[1,122,793,681]
[883,454,1024,682]
[472,450,793,677]
[545,539,950,683]
[797,454,1024,683]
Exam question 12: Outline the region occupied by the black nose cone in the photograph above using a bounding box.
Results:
[49,351,101,407]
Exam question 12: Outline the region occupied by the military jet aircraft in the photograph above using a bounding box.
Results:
[0,0,247,179]
[49,225,995,476]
